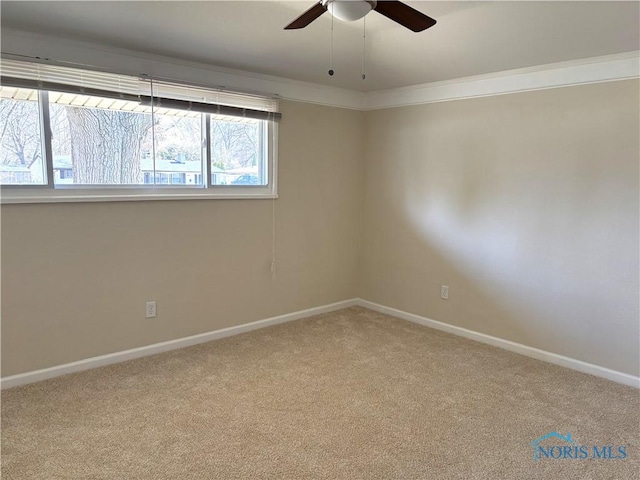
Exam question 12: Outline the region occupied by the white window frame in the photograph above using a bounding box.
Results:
[0,62,279,204]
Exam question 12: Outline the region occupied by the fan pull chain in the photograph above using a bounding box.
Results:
[361,16,366,80]
[328,8,335,76]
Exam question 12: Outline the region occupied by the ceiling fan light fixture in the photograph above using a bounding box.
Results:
[325,0,376,22]
[284,0,436,33]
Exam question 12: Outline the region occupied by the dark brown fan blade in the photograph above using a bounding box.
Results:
[374,1,436,32]
[284,2,327,29]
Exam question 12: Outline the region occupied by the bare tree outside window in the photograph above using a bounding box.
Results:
[150,113,204,186]
[210,118,264,185]
[51,101,153,185]
[0,89,45,185]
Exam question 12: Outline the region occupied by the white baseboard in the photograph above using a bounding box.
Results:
[4,298,637,390]
[357,299,640,389]
[0,298,359,390]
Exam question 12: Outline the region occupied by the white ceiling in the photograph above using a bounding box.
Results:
[1,1,638,92]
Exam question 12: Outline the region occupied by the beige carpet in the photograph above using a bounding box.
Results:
[2,307,638,479]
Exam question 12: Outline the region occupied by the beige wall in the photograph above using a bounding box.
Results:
[3,80,639,379]
[1,100,364,376]
[360,80,640,375]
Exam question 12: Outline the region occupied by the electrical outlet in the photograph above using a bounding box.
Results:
[145,301,157,318]
[440,285,449,300]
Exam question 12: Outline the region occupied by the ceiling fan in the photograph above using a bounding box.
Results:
[284,0,437,32]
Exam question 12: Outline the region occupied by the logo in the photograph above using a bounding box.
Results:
[530,432,627,461]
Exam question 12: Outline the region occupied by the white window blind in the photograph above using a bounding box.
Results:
[147,79,279,112]
[0,58,140,99]
[0,58,281,120]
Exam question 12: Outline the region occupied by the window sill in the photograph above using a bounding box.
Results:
[1,187,278,204]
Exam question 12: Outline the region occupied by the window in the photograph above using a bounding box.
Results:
[153,112,204,187]
[211,115,266,186]
[0,59,280,202]
[49,92,152,186]
[0,87,46,185]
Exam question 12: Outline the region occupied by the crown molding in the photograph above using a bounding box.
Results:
[364,51,640,110]
[1,28,637,111]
